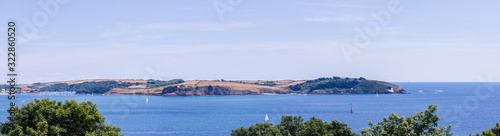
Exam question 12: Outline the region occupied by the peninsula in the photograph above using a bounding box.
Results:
[5,77,405,96]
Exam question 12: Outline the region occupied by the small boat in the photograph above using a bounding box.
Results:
[264,114,269,122]
[376,93,379,97]
[146,97,149,103]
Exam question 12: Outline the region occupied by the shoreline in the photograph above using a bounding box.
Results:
[10,90,406,96]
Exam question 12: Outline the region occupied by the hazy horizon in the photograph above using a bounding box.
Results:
[1,0,499,84]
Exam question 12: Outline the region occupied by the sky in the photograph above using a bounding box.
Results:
[0,0,499,83]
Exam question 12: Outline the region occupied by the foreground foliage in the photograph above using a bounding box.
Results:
[473,123,500,136]
[361,105,452,136]
[0,98,121,136]
[232,116,355,136]
[233,105,500,136]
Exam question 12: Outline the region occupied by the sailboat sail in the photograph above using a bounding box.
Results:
[264,114,269,122]
[146,97,149,103]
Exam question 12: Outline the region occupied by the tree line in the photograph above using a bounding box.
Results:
[146,79,185,88]
[288,77,392,93]
[232,105,499,136]
[288,77,361,91]
[162,85,232,95]
[38,81,132,94]
[0,98,122,135]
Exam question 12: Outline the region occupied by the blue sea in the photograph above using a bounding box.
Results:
[1,82,499,135]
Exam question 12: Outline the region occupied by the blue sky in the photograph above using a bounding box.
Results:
[1,0,499,83]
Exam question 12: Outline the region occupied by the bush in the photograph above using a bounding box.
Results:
[361,104,452,136]
[475,123,500,136]
[0,98,121,136]
[231,115,355,136]
[162,86,179,94]
[233,105,460,136]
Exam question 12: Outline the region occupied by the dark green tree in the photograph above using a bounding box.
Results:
[232,123,284,136]
[162,86,179,94]
[0,98,122,136]
[207,85,214,91]
[279,115,304,135]
[299,117,355,136]
[361,104,452,136]
[474,123,500,136]
[231,115,354,136]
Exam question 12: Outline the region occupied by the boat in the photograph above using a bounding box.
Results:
[350,103,353,113]
[387,87,394,93]
[376,92,379,97]
[264,114,269,122]
[146,97,149,103]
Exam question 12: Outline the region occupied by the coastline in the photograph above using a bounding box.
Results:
[9,77,406,96]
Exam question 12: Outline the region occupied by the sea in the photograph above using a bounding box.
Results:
[1,82,499,135]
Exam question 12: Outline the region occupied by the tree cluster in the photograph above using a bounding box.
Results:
[251,81,277,86]
[39,83,69,92]
[0,84,21,92]
[146,79,185,88]
[361,105,452,135]
[233,115,355,136]
[288,77,396,93]
[473,123,500,136]
[161,85,231,95]
[289,77,363,92]
[0,98,121,136]
[69,81,131,94]
[233,105,500,136]
[38,81,132,94]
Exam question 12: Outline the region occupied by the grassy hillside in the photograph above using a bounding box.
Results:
[13,77,405,96]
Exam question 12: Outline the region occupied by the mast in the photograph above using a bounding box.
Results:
[350,103,353,113]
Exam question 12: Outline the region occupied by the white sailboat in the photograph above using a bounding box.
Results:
[376,92,379,97]
[146,97,149,103]
[264,114,269,122]
[387,87,394,93]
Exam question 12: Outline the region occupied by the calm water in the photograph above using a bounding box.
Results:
[1,82,499,135]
